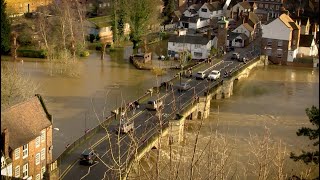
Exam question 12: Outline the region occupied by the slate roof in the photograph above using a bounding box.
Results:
[1,96,52,149]
[180,15,199,23]
[189,3,202,11]
[168,35,214,45]
[299,34,314,47]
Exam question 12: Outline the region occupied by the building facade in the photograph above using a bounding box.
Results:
[1,95,53,180]
[261,13,300,64]
[5,0,53,16]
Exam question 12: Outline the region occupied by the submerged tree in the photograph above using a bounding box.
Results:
[290,106,319,165]
[1,0,11,55]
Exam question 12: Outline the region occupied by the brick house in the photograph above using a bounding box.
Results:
[1,95,53,180]
[5,0,53,16]
[261,13,300,65]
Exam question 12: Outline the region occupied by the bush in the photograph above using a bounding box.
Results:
[17,33,32,46]
[80,50,90,57]
[89,34,96,43]
[17,49,47,58]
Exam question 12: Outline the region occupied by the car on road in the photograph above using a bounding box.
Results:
[195,71,206,80]
[80,149,98,165]
[207,70,221,81]
[115,118,134,134]
[176,82,191,92]
[158,55,165,60]
[146,98,164,110]
[231,52,240,60]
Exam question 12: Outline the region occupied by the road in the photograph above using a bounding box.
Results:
[61,48,260,180]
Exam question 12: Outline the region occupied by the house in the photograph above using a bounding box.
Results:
[298,34,318,57]
[198,2,223,19]
[261,13,300,65]
[232,23,253,41]
[87,15,130,43]
[179,15,211,29]
[248,0,283,22]
[183,3,202,17]
[5,0,53,16]
[293,17,310,35]
[227,32,248,47]
[1,95,53,180]
[231,1,252,18]
[167,34,215,59]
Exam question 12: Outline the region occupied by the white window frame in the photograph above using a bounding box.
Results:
[36,174,41,180]
[36,136,40,148]
[36,153,40,165]
[41,130,46,142]
[15,166,20,178]
[15,148,20,160]
[41,166,46,179]
[23,163,28,179]
[23,144,28,159]
[41,148,46,161]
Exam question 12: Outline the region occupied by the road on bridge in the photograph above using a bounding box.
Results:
[60,48,260,180]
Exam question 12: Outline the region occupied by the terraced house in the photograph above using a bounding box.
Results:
[1,95,53,180]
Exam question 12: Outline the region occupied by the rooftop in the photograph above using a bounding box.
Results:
[168,35,214,45]
[88,15,112,28]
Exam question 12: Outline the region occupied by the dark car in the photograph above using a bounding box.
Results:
[80,149,98,165]
[226,46,235,52]
[231,52,240,60]
[239,56,248,63]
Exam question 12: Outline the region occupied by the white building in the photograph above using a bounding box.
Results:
[227,32,248,47]
[1,156,12,177]
[298,34,319,57]
[232,23,254,40]
[168,34,215,59]
[179,16,211,29]
[183,4,202,17]
[199,2,224,19]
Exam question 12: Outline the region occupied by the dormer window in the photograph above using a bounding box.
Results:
[201,8,207,12]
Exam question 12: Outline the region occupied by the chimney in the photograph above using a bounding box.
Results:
[2,128,9,158]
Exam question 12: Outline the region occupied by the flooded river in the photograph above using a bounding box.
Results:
[131,65,319,179]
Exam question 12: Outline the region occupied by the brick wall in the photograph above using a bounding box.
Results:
[262,38,289,65]
[11,126,52,179]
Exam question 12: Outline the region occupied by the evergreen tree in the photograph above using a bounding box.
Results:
[290,106,319,165]
[1,0,11,55]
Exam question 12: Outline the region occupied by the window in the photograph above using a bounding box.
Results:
[173,42,175,46]
[23,144,28,159]
[278,40,283,47]
[15,166,20,178]
[264,4,268,9]
[266,48,272,56]
[277,49,283,58]
[41,148,46,161]
[201,8,207,12]
[41,166,46,179]
[36,136,40,148]
[267,39,272,46]
[15,148,20,160]
[293,40,296,46]
[276,5,279,10]
[41,130,46,142]
[23,163,28,178]
[36,174,41,180]
[36,153,40,165]
[195,44,201,48]
[235,38,243,43]
[259,4,263,8]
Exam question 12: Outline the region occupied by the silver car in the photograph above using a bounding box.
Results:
[195,71,206,80]
[176,82,191,92]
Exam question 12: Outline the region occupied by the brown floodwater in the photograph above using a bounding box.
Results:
[4,43,178,159]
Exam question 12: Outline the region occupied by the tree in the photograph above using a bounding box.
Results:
[126,0,162,50]
[290,106,319,165]
[1,0,11,55]
[163,0,175,23]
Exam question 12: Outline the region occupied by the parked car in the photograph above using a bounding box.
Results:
[158,55,165,60]
[80,149,98,165]
[146,98,163,110]
[115,118,134,134]
[176,82,191,92]
[207,70,221,81]
[195,71,206,80]
[231,52,240,60]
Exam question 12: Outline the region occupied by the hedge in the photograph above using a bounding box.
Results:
[17,49,47,58]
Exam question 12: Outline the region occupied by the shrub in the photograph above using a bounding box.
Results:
[17,49,47,58]
[80,50,90,57]
[89,34,96,43]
